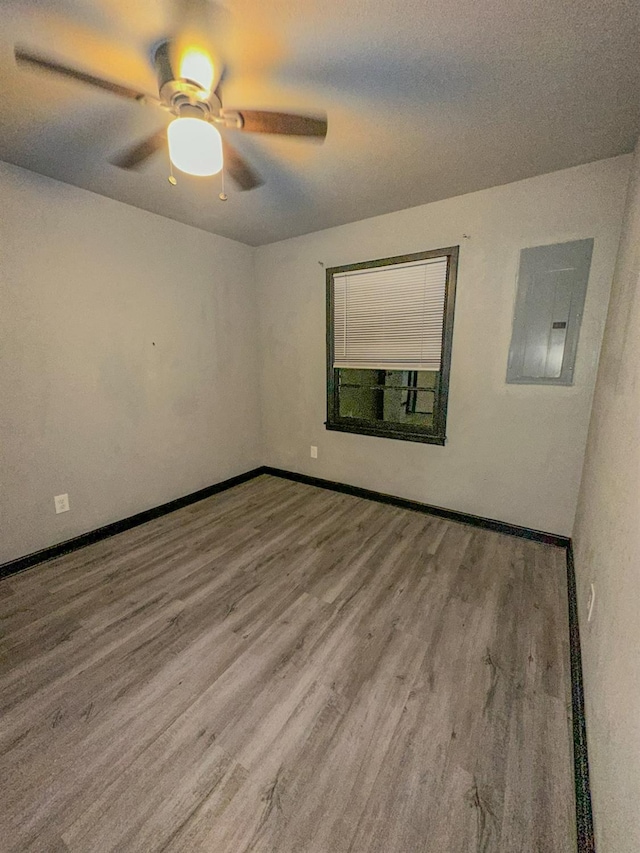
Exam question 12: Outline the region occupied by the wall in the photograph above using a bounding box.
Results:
[573,141,640,851]
[256,156,631,535]
[0,161,260,564]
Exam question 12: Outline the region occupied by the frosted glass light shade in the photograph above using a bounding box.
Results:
[168,118,223,177]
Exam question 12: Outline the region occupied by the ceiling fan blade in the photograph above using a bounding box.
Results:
[222,140,263,191]
[237,111,327,139]
[110,129,167,170]
[15,46,148,102]
[173,0,212,27]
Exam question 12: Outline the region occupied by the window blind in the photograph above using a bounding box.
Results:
[332,256,449,371]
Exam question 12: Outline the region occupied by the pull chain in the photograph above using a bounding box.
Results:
[167,151,177,186]
[219,166,228,201]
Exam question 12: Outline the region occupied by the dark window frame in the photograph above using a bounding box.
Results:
[325,246,459,445]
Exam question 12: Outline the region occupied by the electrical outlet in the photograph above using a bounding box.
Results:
[310,446,318,458]
[54,493,70,514]
[587,583,595,622]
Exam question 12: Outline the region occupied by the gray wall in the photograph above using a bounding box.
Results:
[256,157,630,536]
[0,153,632,566]
[573,139,640,852]
[0,161,260,564]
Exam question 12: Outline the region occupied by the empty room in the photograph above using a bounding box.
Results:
[1,0,639,851]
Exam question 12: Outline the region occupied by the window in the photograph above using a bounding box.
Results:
[326,247,458,445]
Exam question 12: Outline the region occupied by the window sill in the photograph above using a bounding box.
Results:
[325,421,446,446]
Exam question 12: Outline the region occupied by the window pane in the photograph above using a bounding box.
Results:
[383,370,437,390]
[339,368,377,386]
[338,384,383,420]
[337,369,437,428]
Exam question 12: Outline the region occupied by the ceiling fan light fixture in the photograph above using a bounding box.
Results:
[179,47,215,93]
[168,117,223,177]
[14,41,326,192]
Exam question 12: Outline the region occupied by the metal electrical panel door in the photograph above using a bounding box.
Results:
[506,239,593,385]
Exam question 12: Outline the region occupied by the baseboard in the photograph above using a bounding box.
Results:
[1,465,569,580]
[0,467,265,580]
[262,466,571,547]
[566,544,596,852]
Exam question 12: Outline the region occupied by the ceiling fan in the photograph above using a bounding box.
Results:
[14,27,328,194]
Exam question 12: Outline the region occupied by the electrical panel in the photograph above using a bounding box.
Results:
[506,239,593,385]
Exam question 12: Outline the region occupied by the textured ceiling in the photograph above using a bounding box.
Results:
[1,0,639,245]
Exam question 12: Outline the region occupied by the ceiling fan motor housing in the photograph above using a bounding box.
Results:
[153,40,221,117]
[177,102,209,120]
[153,40,174,90]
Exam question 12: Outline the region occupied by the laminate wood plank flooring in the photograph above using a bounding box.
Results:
[0,474,575,852]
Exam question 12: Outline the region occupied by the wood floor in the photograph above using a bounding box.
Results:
[0,474,575,853]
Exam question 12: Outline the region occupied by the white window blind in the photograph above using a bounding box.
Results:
[332,256,448,371]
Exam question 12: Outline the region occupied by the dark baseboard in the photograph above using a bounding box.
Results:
[1,465,569,580]
[566,544,596,852]
[0,467,265,580]
[262,466,570,547]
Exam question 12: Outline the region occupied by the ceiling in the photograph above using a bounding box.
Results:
[1,0,639,246]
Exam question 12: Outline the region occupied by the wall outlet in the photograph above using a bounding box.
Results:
[310,446,318,458]
[587,583,595,622]
[54,493,70,514]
